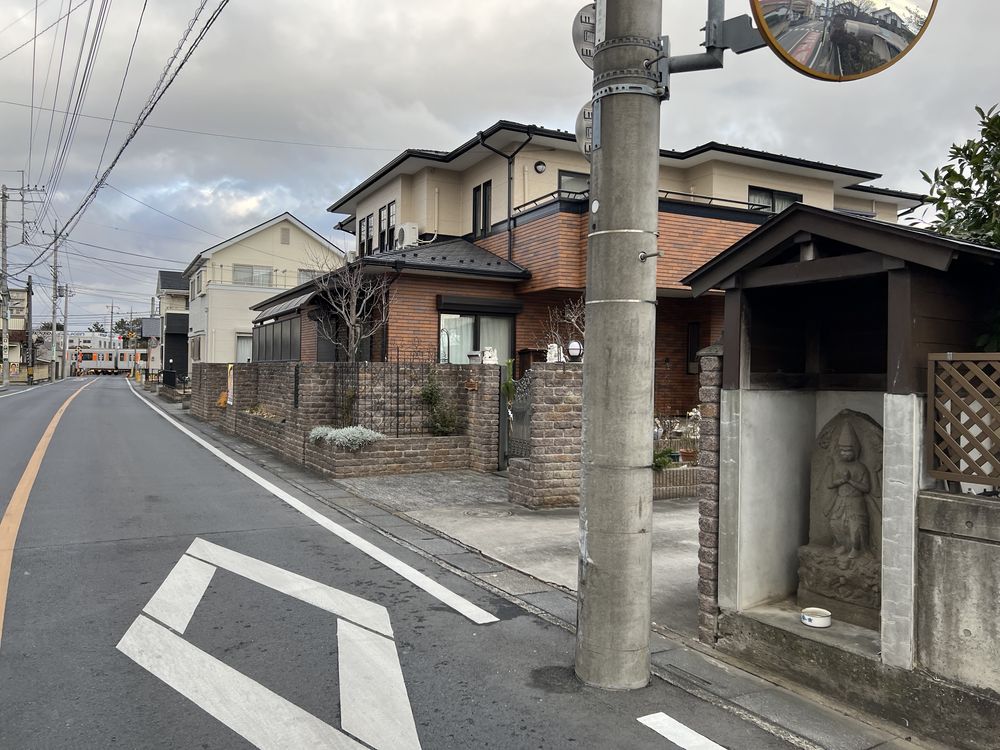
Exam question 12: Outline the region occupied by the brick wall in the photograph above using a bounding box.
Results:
[190,360,503,478]
[654,295,724,416]
[696,344,723,645]
[191,363,229,426]
[304,435,471,478]
[507,363,583,509]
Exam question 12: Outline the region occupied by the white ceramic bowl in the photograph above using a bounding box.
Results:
[800,607,832,628]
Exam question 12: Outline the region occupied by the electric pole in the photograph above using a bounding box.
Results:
[1,184,8,389]
[62,285,70,379]
[575,0,763,689]
[51,236,59,379]
[576,0,662,690]
[26,276,33,384]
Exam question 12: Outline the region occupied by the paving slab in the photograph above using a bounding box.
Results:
[520,590,578,625]
[732,689,893,750]
[652,647,774,699]
[436,552,505,575]
[409,537,468,556]
[477,569,552,596]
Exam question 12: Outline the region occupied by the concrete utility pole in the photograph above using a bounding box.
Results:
[51,237,58,379]
[62,285,70,379]
[576,0,663,690]
[1,185,8,389]
[25,276,33,384]
[576,0,760,690]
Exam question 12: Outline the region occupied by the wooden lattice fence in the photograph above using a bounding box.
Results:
[927,353,1000,487]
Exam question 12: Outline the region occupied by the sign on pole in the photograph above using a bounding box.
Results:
[749,0,937,82]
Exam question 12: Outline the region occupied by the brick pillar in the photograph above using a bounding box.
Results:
[696,343,723,645]
[465,364,501,472]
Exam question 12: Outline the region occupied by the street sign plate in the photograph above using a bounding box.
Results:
[749,0,936,82]
[575,101,594,162]
[572,3,597,69]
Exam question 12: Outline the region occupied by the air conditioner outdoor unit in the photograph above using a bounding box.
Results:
[396,223,420,249]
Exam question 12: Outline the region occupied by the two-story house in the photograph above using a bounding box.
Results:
[155,270,190,374]
[183,212,345,371]
[253,120,921,416]
[2,287,29,379]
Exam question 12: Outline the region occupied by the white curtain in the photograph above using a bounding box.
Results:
[440,314,475,363]
[479,316,512,364]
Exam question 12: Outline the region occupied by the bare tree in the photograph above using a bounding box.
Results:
[313,261,394,363]
[853,0,877,18]
[902,5,927,32]
[538,295,586,354]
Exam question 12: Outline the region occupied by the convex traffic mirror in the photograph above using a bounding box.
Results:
[750,0,936,82]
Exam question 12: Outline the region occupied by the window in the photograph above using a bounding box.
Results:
[236,334,252,363]
[298,269,322,285]
[280,226,291,245]
[559,170,590,194]
[233,264,274,287]
[749,186,803,213]
[472,180,492,238]
[190,337,201,362]
[378,205,387,251]
[439,313,513,364]
[376,201,398,251]
[387,201,396,249]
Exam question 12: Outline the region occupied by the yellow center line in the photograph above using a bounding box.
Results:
[0,378,97,649]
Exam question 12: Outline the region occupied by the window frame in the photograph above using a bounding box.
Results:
[437,311,515,364]
[748,186,803,213]
[558,170,590,195]
[472,180,493,238]
[378,205,388,251]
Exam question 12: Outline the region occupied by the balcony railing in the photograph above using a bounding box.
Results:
[927,353,1000,488]
[512,188,772,216]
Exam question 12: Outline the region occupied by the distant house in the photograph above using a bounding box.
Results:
[2,287,28,378]
[253,120,921,416]
[182,212,345,371]
[871,6,906,30]
[156,270,189,373]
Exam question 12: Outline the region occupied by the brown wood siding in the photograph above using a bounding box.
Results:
[904,265,988,395]
[656,213,759,291]
[386,275,518,360]
[300,311,318,362]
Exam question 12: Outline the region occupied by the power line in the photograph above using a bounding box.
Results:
[57,235,186,264]
[0,0,54,37]
[0,98,401,152]
[0,0,88,64]
[21,0,233,274]
[95,0,148,177]
[106,182,218,237]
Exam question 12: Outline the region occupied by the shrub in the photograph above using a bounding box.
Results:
[420,371,459,436]
[653,446,675,472]
[308,425,384,451]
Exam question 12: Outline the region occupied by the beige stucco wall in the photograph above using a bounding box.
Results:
[185,218,342,368]
[706,162,835,209]
[461,154,508,234]
[161,292,188,312]
[410,169,463,238]
[356,176,412,252]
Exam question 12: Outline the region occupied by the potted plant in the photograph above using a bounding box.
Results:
[678,406,700,463]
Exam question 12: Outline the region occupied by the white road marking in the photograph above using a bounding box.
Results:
[186,537,392,637]
[142,554,216,633]
[126,379,498,626]
[338,620,421,750]
[638,712,725,749]
[118,615,366,750]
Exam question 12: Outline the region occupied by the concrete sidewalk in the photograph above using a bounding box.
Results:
[145,394,942,750]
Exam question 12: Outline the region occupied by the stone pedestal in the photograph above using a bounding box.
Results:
[798,544,880,629]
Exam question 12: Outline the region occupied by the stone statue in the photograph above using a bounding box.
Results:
[798,409,883,629]
[824,422,873,558]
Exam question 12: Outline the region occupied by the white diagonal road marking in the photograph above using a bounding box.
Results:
[186,537,392,637]
[118,615,366,750]
[638,712,725,749]
[142,554,216,634]
[338,620,421,750]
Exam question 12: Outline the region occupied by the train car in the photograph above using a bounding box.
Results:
[76,348,151,375]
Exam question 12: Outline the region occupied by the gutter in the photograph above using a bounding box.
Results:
[478,128,534,262]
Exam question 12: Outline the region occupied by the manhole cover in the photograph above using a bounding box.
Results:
[464,509,513,519]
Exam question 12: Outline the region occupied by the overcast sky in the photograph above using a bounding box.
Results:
[0,0,993,330]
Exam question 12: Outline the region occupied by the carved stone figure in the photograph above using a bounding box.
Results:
[798,409,883,629]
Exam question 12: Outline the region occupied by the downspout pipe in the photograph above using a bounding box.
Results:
[478,129,533,261]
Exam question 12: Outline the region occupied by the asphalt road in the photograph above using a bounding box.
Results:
[0,376,796,749]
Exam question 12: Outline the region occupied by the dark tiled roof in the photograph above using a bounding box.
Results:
[364,238,530,279]
[157,270,187,291]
